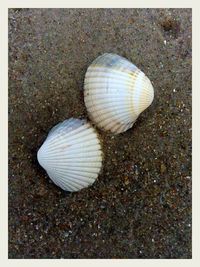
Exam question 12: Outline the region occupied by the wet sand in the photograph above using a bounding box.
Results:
[8,8,192,258]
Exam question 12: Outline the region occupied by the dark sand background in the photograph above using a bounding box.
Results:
[8,8,192,258]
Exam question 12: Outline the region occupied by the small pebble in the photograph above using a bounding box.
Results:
[160,163,167,174]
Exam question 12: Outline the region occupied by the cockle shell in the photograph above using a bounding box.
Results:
[84,53,154,134]
[37,118,103,192]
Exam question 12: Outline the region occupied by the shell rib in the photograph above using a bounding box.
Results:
[37,118,103,192]
[84,53,154,134]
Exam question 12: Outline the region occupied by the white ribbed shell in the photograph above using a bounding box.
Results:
[84,53,154,134]
[37,118,103,192]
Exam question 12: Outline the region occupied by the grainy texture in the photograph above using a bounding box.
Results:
[8,8,192,259]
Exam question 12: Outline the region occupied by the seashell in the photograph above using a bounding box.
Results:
[37,118,103,192]
[84,53,154,134]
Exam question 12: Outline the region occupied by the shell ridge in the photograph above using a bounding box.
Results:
[43,132,99,152]
[50,169,97,185]
[46,123,91,145]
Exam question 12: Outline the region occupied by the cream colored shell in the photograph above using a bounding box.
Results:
[84,53,154,134]
[37,118,103,192]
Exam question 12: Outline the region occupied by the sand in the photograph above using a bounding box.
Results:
[8,8,192,258]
